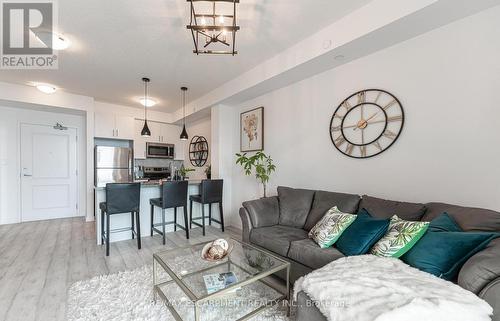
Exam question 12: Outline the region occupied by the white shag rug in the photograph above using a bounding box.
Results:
[67,265,290,321]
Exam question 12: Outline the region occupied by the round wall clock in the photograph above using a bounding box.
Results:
[329,89,404,159]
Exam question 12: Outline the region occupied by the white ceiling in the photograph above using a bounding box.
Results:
[0,0,371,113]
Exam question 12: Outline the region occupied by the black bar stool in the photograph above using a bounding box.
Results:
[150,180,189,245]
[100,183,141,256]
[190,179,224,236]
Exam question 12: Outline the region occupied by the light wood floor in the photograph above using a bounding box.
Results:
[0,217,241,321]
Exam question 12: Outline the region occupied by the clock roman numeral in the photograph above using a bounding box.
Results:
[334,136,346,147]
[357,92,366,104]
[341,100,352,111]
[373,141,383,151]
[360,145,367,157]
[374,91,383,104]
[331,125,341,132]
[383,130,397,139]
[345,143,354,155]
[383,100,397,110]
[387,115,403,122]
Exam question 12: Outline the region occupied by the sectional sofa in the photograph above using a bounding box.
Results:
[239,186,500,321]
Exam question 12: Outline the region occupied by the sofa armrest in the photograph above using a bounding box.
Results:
[479,277,500,321]
[242,196,280,228]
[240,207,253,243]
[458,238,500,294]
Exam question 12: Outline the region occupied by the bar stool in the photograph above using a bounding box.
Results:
[100,183,141,256]
[150,180,189,245]
[190,179,224,236]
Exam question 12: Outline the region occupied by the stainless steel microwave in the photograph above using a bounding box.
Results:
[146,142,175,159]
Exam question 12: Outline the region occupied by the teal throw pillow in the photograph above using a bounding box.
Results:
[401,213,499,280]
[335,208,390,256]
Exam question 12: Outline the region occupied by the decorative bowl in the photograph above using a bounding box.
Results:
[201,239,233,262]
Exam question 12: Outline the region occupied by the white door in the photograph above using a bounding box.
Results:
[20,124,78,222]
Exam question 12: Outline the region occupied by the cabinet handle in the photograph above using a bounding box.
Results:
[116,129,119,137]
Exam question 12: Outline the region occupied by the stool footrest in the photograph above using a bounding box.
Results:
[191,216,210,221]
[210,218,222,225]
[152,223,188,236]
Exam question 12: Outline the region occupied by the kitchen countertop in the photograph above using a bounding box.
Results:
[94,179,202,190]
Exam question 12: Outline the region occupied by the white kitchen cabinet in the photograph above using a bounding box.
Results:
[115,115,135,140]
[94,112,115,138]
[133,119,147,159]
[174,138,186,160]
[148,121,162,143]
[94,112,135,140]
[132,120,185,160]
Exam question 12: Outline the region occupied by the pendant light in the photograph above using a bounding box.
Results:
[180,86,189,140]
[141,77,151,137]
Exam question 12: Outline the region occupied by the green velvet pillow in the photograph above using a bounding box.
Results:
[335,208,390,256]
[401,213,499,280]
[428,212,461,232]
[370,215,429,258]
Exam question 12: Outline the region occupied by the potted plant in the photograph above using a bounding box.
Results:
[235,152,276,198]
[205,165,212,179]
[179,166,195,180]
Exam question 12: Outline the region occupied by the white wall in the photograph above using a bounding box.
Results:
[0,105,87,224]
[0,82,176,224]
[225,6,500,228]
[184,116,211,180]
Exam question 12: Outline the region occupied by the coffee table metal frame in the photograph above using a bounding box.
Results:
[152,239,290,321]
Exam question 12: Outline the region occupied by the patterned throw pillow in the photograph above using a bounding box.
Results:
[370,215,429,258]
[308,207,357,249]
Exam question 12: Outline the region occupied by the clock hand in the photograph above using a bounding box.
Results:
[354,111,381,131]
[366,111,380,122]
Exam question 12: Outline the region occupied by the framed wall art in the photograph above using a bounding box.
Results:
[240,106,264,152]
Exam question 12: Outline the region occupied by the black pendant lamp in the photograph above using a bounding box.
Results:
[180,86,189,140]
[141,77,151,137]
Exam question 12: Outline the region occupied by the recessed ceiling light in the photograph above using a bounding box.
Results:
[36,83,57,94]
[35,31,71,50]
[139,98,157,107]
[334,55,345,60]
[52,34,71,50]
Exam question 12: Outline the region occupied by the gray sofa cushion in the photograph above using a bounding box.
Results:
[242,196,280,228]
[288,238,345,270]
[423,202,500,232]
[277,186,315,228]
[359,195,426,221]
[458,238,500,294]
[250,225,308,257]
[304,191,361,231]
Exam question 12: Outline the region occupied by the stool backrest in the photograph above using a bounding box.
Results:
[201,179,223,203]
[161,180,188,208]
[105,183,141,214]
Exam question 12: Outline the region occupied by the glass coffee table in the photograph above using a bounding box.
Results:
[153,239,290,321]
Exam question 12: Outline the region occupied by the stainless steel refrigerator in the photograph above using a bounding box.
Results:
[94,146,133,187]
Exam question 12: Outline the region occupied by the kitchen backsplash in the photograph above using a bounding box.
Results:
[134,158,183,169]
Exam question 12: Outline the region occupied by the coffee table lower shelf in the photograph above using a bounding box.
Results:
[152,240,290,321]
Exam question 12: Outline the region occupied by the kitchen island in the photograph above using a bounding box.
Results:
[94,180,208,244]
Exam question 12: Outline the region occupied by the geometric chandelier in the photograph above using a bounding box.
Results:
[186,0,240,55]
